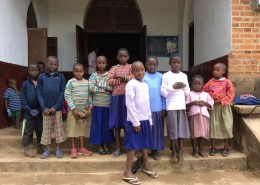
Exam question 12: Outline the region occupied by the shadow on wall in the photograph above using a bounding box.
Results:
[0,61,28,129]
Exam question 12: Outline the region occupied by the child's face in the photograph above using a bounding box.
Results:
[9,80,17,89]
[38,64,45,73]
[46,58,58,73]
[97,57,107,71]
[146,58,158,74]
[132,63,145,81]
[213,64,225,79]
[192,78,203,92]
[28,64,39,79]
[73,65,85,80]
[117,51,129,65]
[169,57,181,73]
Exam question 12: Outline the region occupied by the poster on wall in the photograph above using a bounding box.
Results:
[147,36,178,57]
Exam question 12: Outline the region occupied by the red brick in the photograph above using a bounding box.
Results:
[242,61,251,65]
[232,34,240,38]
[231,50,244,55]
[240,34,256,38]
[244,28,251,32]
[240,23,254,27]
[252,72,260,75]
[243,5,252,10]
[232,23,239,27]
[233,17,243,22]
[232,0,240,4]
[244,50,252,54]
[256,45,260,49]
[253,39,259,43]
[243,39,253,43]
[255,23,260,27]
[229,71,245,75]
[240,45,255,49]
[251,17,259,22]
[252,50,260,54]
[253,55,260,59]
[251,60,259,65]
[229,60,241,65]
[236,55,252,59]
[245,66,257,71]
[233,28,244,32]
[232,5,244,10]
[243,17,250,22]
[241,11,254,16]
[258,66,260,71]
[233,45,240,49]
[232,11,240,16]
[232,39,243,44]
[256,34,260,38]
[240,0,250,5]
[245,72,253,75]
[252,28,259,32]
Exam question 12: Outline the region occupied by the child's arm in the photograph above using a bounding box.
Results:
[21,82,32,114]
[52,74,66,112]
[3,90,9,110]
[183,75,190,96]
[89,74,105,94]
[160,75,174,97]
[64,79,78,116]
[219,80,235,105]
[4,99,8,110]
[37,75,48,113]
[107,66,122,86]
[186,93,199,109]
[125,83,141,131]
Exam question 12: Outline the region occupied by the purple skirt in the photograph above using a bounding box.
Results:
[109,95,127,129]
[152,111,164,151]
[90,106,115,144]
[124,120,153,150]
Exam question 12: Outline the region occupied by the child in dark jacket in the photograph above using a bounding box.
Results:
[37,56,66,159]
[21,63,43,157]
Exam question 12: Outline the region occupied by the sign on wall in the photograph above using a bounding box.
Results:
[147,36,178,57]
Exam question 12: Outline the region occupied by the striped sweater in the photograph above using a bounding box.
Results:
[107,64,133,96]
[64,78,92,110]
[89,72,112,107]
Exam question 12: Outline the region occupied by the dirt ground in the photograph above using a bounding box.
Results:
[0,170,259,185]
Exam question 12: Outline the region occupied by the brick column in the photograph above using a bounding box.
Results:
[229,0,260,96]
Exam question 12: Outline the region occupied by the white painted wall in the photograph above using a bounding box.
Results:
[0,0,30,66]
[194,0,232,65]
[47,0,179,71]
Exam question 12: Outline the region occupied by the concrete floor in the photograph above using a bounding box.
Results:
[0,170,259,185]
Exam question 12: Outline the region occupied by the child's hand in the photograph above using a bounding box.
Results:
[43,109,51,115]
[86,109,92,116]
[50,107,56,115]
[72,109,79,117]
[162,110,167,118]
[214,100,221,105]
[133,125,141,133]
[30,110,38,117]
[173,82,186,89]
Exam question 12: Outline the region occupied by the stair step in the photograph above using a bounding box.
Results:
[0,147,247,173]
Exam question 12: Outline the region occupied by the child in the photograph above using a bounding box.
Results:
[37,61,45,74]
[143,56,166,160]
[65,63,93,159]
[107,48,133,157]
[160,55,190,164]
[21,63,43,157]
[123,61,158,185]
[37,56,66,159]
[89,56,115,155]
[4,78,22,129]
[186,75,214,158]
[202,63,235,157]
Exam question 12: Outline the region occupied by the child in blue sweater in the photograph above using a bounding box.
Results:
[21,63,43,157]
[37,56,66,159]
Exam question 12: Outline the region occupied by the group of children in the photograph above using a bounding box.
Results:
[3,48,235,185]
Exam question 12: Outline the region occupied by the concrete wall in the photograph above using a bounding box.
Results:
[33,0,49,28]
[194,0,232,65]
[47,0,179,71]
[0,0,30,66]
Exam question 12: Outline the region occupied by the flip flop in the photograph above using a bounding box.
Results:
[40,149,50,159]
[112,150,120,157]
[142,169,158,179]
[122,176,142,185]
[209,148,217,156]
[56,149,64,158]
[222,149,229,157]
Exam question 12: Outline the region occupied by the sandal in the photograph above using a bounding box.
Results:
[112,149,120,157]
[40,149,50,159]
[70,148,78,159]
[122,176,141,185]
[209,148,217,156]
[56,149,64,158]
[142,169,158,179]
[222,149,229,157]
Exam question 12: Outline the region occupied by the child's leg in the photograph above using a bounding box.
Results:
[71,137,76,149]
[141,149,158,178]
[23,120,35,157]
[113,128,121,157]
[123,149,136,178]
[198,138,208,158]
[15,117,20,128]
[178,138,184,164]
[35,119,43,153]
[209,138,217,156]
[222,139,229,157]
[191,138,199,158]
[77,136,93,156]
[170,139,178,162]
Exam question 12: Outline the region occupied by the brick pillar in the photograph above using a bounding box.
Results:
[229,0,260,96]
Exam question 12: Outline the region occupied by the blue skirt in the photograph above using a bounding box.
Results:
[152,111,164,151]
[89,106,115,144]
[124,120,153,150]
[109,95,127,129]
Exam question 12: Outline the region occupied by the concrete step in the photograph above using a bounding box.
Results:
[0,147,247,173]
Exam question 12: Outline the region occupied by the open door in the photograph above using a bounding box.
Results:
[76,25,88,72]
[28,28,47,65]
[188,23,194,70]
[140,25,147,63]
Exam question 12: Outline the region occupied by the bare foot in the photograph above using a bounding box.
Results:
[24,150,35,158]
[192,148,199,158]
[198,151,208,158]
[178,150,184,165]
[170,152,178,163]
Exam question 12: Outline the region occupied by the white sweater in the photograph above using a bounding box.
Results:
[160,71,190,110]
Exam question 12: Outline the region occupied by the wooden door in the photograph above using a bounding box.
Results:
[189,23,194,70]
[28,28,47,65]
[140,25,147,63]
[76,25,88,71]
[47,37,58,57]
